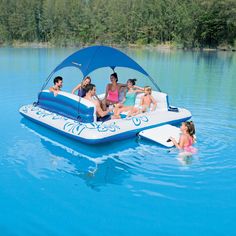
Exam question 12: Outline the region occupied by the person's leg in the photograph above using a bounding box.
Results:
[111,114,121,119]
[113,103,123,116]
[127,107,139,117]
[101,98,110,111]
[116,106,134,117]
[141,105,147,113]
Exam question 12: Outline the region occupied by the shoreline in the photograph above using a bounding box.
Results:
[0,41,235,52]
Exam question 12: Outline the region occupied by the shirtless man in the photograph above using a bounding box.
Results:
[49,76,63,96]
[84,84,112,121]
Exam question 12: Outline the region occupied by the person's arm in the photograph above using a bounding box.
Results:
[71,83,81,94]
[94,94,101,102]
[139,96,144,106]
[119,88,127,104]
[120,98,126,104]
[49,87,58,96]
[170,135,186,149]
[150,95,157,111]
[49,87,54,92]
[134,85,144,92]
[96,101,110,117]
[118,83,128,88]
[134,88,144,93]
[104,84,110,99]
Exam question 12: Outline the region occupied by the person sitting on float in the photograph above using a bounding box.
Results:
[102,72,127,110]
[84,84,114,122]
[49,76,63,96]
[71,76,91,97]
[129,86,157,116]
[113,78,144,118]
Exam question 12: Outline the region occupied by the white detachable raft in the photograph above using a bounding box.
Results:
[139,124,180,147]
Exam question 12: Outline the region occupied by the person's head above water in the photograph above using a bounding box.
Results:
[181,121,195,137]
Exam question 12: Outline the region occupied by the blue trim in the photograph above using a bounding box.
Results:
[20,110,191,144]
[38,91,95,123]
[166,95,170,108]
[168,106,179,112]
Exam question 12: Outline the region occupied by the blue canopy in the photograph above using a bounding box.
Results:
[53,45,150,77]
[42,45,161,91]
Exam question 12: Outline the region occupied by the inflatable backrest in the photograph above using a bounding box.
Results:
[135,91,168,111]
[38,90,96,123]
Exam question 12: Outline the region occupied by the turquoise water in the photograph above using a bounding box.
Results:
[1,47,236,236]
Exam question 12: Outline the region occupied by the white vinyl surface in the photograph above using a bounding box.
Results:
[139,124,181,147]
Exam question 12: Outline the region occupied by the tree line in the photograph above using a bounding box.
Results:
[0,0,235,48]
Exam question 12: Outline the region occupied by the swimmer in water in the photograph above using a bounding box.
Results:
[169,121,197,155]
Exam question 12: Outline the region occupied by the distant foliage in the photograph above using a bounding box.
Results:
[0,0,235,48]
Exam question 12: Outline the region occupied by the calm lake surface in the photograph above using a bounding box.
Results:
[0,47,236,236]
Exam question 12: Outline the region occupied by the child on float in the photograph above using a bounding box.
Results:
[128,86,157,116]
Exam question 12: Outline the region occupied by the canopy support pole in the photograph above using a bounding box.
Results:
[40,70,55,92]
[37,70,55,104]
[148,76,161,92]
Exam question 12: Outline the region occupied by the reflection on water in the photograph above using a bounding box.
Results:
[16,119,140,190]
[14,117,203,195]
